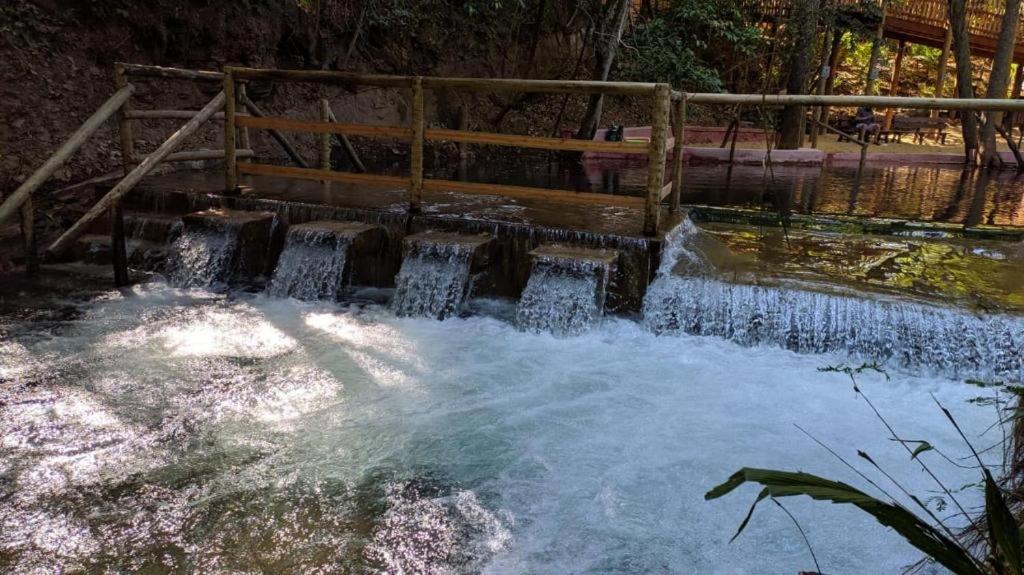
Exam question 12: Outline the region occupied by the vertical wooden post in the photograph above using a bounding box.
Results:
[410,77,424,213]
[110,200,129,287]
[319,98,332,176]
[644,83,671,236]
[670,95,686,213]
[932,28,953,118]
[884,39,907,130]
[19,197,38,275]
[224,71,237,191]
[114,63,135,173]
[237,83,252,161]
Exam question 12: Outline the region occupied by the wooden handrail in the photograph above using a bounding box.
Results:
[685,93,1024,110]
[424,128,651,154]
[238,162,409,187]
[48,91,227,257]
[0,84,135,226]
[118,62,224,82]
[236,116,413,139]
[422,178,645,208]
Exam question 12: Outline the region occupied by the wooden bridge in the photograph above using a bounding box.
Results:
[754,0,1024,62]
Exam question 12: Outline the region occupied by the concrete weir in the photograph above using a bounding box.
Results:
[392,231,496,319]
[516,244,619,335]
[171,208,275,287]
[269,220,387,301]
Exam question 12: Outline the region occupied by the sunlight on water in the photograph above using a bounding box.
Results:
[0,282,1004,573]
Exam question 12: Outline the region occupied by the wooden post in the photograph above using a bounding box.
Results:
[110,200,129,286]
[48,91,226,257]
[114,63,136,174]
[410,77,424,213]
[319,98,332,176]
[644,83,671,236]
[325,109,368,173]
[670,95,686,213]
[932,28,953,118]
[884,40,907,130]
[224,72,237,191]
[237,83,252,161]
[240,93,310,168]
[0,85,134,227]
[19,197,38,275]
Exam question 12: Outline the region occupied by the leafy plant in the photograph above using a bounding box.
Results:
[705,363,1023,574]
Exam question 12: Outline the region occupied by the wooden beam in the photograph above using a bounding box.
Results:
[422,178,644,208]
[670,96,686,213]
[644,84,671,236]
[48,91,226,257]
[118,62,224,82]
[423,128,650,154]
[326,109,368,173]
[410,77,424,212]
[224,72,237,191]
[237,115,413,139]
[0,84,134,227]
[238,94,310,168]
[237,162,408,187]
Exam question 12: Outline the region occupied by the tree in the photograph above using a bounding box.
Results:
[948,0,980,162]
[979,0,1022,168]
[576,0,632,140]
[778,0,821,149]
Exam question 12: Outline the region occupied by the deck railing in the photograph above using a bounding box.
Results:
[223,68,685,236]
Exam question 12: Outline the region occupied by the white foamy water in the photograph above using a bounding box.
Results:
[392,242,477,319]
[168,226,238,288]
[516,256,612,336]
[0,283,1001,573]
[269,227,353,301]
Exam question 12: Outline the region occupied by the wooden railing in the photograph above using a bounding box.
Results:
[223,67,684,236]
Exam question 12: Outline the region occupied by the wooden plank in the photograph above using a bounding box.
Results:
[644,84,671,236]
[410,77,424,212]
[422,178,645,208]
[423,128,650,154]
[227,66,410,88]
[238,94,309,168]
[48,91,227,257]
[114,63,136,173]
[423,76,658,96]
[237,162,409,188]
[236,115,413,139]
[119,62,224,82]
[0,84,135,227]
[224,72,237,191]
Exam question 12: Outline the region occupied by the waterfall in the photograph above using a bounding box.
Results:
[391,240,479,320]
[516,248,616,335]
[643,219,1024,381]
[168,226,239,288]
[269,227,353,301]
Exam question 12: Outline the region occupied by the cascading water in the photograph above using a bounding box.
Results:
[516,248,616,335]
[268,227,353,301]
[168,226,239,288]
[391,236,486,319]
[643,219,1024,381]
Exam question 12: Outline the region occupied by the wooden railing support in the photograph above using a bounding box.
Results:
[20,198,38,275]
[644,83,671,236]
[237,84,252,161]
[0,84,134,227]
[48,91,226,257]
[239,93,310,168]
[319,98,332,180]
[224,72,237,191]
[114,63,136,173]
[326,109,368,173]
[670,95,686,213]
[410,77,425,213]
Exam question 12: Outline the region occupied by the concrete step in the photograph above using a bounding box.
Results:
[180,208,276,282]
[280,220,388,286]
[403,231,496,273]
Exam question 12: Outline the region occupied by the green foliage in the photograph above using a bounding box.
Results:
[616,0,763,91]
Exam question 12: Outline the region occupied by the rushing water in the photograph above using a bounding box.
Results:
[269,227,353,301]
[0,283,998,573]
[169,226,239,288]
[391,240,478,320]
[516,253,614,336]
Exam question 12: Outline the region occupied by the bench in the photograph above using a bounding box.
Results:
[879,116,949,144]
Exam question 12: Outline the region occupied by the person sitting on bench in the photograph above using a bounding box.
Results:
[854,107,881,141]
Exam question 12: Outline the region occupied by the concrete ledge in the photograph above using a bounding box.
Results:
[685,146,826,166]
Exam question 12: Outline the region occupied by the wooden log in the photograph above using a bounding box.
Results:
[423,178,644,208]
[423,128,650,154]
[326,109,368,173]
[20,197,37,275]
[47,91,226,257]
[228,67,410,88]
[237,115,412,139]
[123,110,242,120]
[237,84,252,161]
[114,63,136,173]
[238,162,408,187]
[319,98,332,182]
[0,84,134,227]
[119,62,224,82]
[422,76,660,96]
[237,94,311,168]
[670,96,686,213]
[684,93,1024,111]
[410,77,424,212]
[110,200,129,287]
[224,72,237,191]
[130,149,255,163]
[644,84,671,236]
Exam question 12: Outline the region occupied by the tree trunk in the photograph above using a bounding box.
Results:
[864,9,887,95]
[778,0,821,149]
[980,0,1022,168]
[818,30,846,130]
[576,0,631,140]
[948,0,980,162]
